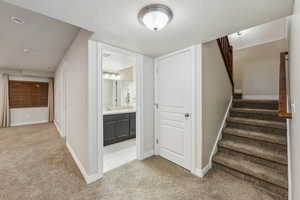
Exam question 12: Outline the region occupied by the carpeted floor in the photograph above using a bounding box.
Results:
[0,123,278,200]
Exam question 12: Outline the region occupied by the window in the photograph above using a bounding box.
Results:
[9,81,49,108]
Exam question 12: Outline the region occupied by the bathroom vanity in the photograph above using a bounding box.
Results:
[103,110,136,146]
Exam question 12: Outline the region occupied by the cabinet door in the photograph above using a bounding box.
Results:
[104,121,115,145]
[129,113,136,136]
[115,119,130,138]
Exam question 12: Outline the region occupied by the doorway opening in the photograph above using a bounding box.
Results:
[101,46,138,173]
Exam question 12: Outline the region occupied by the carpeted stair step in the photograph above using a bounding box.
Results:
[223,127,287,145]
[227,117,286,135]
[214,163,288,200]
[217,147,287,173]
[219,134,287,165]
[213,150,288,189]
[230,108,285,122]
[213,98,288,199]
[233,93,242,99]
[232,99,278,110]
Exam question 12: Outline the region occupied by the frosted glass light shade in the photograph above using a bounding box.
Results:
[138,4,173,31]
[142,11,169,31]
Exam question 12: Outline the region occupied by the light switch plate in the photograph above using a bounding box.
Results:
[291,103,296,113]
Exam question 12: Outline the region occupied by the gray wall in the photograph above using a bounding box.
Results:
[201,40,232,168]
[55,29,94,174]
[233,39,288,98]
[288,0,300,199]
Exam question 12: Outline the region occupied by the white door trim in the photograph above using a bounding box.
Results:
[62,67,67,138]
[154,46,198,174]
[95,43,145,177]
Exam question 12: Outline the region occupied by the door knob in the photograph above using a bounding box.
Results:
[185,113,191,118]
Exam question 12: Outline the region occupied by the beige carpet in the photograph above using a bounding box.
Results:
[0,123,279,200]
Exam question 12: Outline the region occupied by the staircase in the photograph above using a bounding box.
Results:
[213,99,288,199]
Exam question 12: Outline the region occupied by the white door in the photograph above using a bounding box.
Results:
[156,49,193,170]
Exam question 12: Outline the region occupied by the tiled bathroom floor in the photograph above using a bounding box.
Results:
[103,138,136,172]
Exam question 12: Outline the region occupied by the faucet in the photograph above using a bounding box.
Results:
[126,90,130,105]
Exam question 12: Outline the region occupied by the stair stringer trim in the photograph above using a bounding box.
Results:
[209,96,233,166]
[287,119,292,200]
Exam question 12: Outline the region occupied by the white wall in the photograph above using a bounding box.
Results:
[141,56,154,154]
[119,67,134,81]
[54,63,65,136]
[54,29,96,179]
[288,0,300,199]
[9,75,49,126]
[0,74,4,124]
[233,39,288,98]
[55,37,154,182]
[10,108,49,126]
[229,18,288,50]
[201,41,232,168]
[102,79,113,110]
[0,69,54,78]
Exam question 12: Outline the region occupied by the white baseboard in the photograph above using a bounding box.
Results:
[287,119,292,200]
[243,95,278,100]
[11,120,49,127]
[54,120,64,138]
[209,96,233,164]
[143,150,154,159]
[66,143,101,184]
[193,162,212,178]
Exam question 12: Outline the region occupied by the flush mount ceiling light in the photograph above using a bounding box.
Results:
[138,4,173,31]
[11,16,25,24]
[23,48,30,53]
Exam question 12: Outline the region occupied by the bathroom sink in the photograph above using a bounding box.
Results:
[103,106,136,115]
[108,106,134,111]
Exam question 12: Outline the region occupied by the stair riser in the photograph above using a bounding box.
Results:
[232,102,278,110]
[227,122,286,135]
[213,163,288,200]
[233,94,242,99]
[223,131,287,145]
[230,111,285,122]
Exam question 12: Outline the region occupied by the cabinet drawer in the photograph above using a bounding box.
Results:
[104,114,129,122]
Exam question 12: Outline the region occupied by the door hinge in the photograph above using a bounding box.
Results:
[156,139,159,144]
[155,103,159,109]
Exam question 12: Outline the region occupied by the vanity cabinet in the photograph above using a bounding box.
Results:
[129,113,136,136]
[103,112,136,146]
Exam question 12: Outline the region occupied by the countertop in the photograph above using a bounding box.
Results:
[103,109,136,115]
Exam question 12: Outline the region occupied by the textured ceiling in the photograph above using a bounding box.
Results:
[2,0,294,57]
[0,1,80,72]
